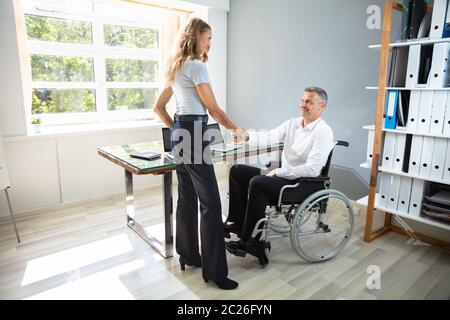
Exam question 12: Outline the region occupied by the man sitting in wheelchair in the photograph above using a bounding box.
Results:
[227,86,335,266]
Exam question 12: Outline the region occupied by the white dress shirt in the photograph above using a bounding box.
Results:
[248,117,334,180]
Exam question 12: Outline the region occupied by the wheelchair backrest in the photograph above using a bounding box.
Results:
[320,140,349,177]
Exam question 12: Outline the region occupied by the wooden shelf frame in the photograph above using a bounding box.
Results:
[363,1,450,250]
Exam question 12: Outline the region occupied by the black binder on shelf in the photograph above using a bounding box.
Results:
[404,0,428,40]
[417,44,434,86]
[388,47,409,87]
[397,90,410,127]
[402,134,413,173]
[417,10,432,38]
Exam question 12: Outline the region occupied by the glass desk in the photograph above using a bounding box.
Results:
[97,141,283,258]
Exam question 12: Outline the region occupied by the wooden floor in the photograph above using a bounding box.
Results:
[1,178,450,300]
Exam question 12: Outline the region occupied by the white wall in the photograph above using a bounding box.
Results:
[226,0,391,199]
[207,8,228,113]
[0,127,162,215]
[0,0,229,217]
[226,0,450,243]
[0,0,30,137]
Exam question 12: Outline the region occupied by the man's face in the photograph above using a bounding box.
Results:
[299,91,326,121]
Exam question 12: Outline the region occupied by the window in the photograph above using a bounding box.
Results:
[22,0,187,126]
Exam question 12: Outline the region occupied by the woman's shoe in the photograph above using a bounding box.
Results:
[179,256,201,271]
[203,276,238,290]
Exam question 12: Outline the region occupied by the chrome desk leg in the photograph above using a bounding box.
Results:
[125,170,173,258]
[5,189,20,244]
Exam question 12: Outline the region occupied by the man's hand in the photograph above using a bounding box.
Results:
[266,169,277,177]
[232,128,249,143]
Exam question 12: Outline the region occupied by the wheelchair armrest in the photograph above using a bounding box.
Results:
[264,160,281,169]
[296,176,331,183]
[336,140,349,147]
[276,176,331,211]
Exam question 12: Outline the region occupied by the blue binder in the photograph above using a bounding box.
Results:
[384,90,399,129]
[444,0,450,38]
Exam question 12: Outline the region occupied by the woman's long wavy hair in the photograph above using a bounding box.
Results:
[166,18,211,84]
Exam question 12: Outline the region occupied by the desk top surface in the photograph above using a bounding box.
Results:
[97,141,283,175]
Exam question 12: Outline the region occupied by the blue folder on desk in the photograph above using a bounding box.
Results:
[384,89,399,130]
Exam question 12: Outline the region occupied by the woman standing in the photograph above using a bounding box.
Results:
[153,18,239,290]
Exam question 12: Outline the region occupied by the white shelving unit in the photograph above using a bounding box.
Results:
[360,1,450,249]
[360,162,450,185]
[366,86,450,91]
[362,125,450,139]
[369,36,450,49]
[357,195,450,231]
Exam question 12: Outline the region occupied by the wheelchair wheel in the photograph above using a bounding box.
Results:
[290,189,354,263]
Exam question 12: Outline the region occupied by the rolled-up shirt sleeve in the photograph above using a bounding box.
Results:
[275,127,334,180]
[248,120,290,146]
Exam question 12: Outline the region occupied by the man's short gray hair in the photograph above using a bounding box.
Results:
[305,86,328,105]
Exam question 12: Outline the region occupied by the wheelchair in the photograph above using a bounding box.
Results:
[249,140,354,264]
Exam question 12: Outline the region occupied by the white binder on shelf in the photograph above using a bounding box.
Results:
[405,45,422,89]
[393,134,406,172]
[444,139,450,182]
[407,91,422,132]
[366,130,374,166]
[419,136,435,178]
[429,42,450,88]
[430,91,447,135]
[397,176,413,214]
[409,135,424,176]
[444,91,450,135]
[378,172,391,208]
[431,138,447,181]
[382,132,396,169]
[409,178,425,217]
[387,174,401,210]
[417,91,433,134]
[429,0,448,39]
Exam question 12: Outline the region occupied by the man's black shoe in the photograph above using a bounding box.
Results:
[245,238,271,266]
[225,240,247,257]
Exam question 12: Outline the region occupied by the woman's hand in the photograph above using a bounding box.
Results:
[153,86,174,128]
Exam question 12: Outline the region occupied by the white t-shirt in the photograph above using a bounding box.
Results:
[248,117,334,180]
[172,59,210,115]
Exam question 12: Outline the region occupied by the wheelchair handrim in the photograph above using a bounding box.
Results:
[290,189,354,262]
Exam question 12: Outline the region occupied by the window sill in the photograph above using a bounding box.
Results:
[4,120,163,142]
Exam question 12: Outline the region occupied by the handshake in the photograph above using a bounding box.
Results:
[232,128,249,143]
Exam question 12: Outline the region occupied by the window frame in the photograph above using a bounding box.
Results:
[24,4,165,126]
